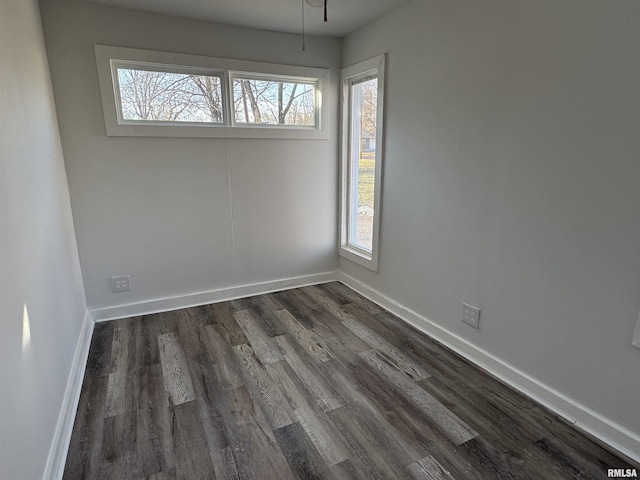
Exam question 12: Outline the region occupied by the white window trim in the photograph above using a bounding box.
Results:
[229,72,320,129]
[111,59,229,127]
[339,54,386,272]
[94,45,330,139]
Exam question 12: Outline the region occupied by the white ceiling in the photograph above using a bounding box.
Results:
[84,0,411,37]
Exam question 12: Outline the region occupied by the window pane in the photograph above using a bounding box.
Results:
[233,78,315,126]
[116,68,224,123]
[348,78,378,252]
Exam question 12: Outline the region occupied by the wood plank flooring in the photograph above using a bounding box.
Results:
[64,282,638,479]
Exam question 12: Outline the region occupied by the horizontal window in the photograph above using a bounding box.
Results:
[114,64,225,125]
[95,45,329,139]
[232,76,316,127]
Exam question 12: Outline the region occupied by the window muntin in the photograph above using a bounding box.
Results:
[339,55,385,271]
[232,76,317,127]
[114,64,225,124]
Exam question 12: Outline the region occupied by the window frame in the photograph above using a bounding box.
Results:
[230,72,320,129]
[95,45,329,139]
[339,54,386,271]
[112,60,229,127]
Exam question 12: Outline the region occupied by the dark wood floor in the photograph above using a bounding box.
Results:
[64,282,638,479]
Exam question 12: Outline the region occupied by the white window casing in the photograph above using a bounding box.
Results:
[95,45,329,139]
[339,54,386,271]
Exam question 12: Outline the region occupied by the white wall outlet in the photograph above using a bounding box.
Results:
[110,275,131,293]
[463,302,480,329]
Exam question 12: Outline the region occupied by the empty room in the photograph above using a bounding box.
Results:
[2,0,640,478]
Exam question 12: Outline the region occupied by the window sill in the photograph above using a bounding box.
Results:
[104,122,329,139]
[339,245,378,272]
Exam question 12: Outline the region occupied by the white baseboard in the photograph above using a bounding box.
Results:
[91,271,338,322]
[43,310,94,480]
[338,271,640,465]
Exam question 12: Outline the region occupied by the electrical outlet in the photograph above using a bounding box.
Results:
[110,275,131,293]
[463,302,480,329]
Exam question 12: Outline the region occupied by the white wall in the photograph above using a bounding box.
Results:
[40,0,341,312]
[0,1,87,478]
[342,0,640,445]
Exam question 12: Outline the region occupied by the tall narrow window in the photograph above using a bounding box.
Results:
[340,55,385,271]
[348,76,378,251]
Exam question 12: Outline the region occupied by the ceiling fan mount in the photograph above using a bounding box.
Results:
[304,0,327,22]
[300,0,328,51]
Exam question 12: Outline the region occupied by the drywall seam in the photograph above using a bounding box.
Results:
[91,271,338,322]
[225,138,238,285]
[43,310,94,480]
[338,271,640,465]
[632,309,640,349]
